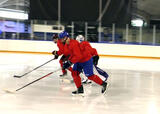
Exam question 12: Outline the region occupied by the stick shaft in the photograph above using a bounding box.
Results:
[15,68,60,91]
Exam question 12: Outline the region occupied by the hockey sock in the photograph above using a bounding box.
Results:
[59,59,67,74]
[88,74,103,85]
[71,71,82,88]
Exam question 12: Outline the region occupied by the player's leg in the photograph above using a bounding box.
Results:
[59,55,67,76]
[83,58,108,94]
[71,63,84,95]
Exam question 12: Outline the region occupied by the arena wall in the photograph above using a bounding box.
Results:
[0,39,160,59]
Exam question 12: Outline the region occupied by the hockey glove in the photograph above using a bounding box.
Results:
[63,60,72,69]
[54,54,59,59]
[93,55,99,65]
[52,50,57,55]
[52,50,59,59]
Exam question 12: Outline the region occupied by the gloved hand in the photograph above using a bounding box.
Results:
[52,50,57,55]
[93,55,99,65]
[63,60,72,69]
[54,54,59,59]
[52,50,59,59]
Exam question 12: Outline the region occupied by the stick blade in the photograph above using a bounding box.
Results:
[13,75,22,78]
[61,78,73,83]
[3,89,15,94]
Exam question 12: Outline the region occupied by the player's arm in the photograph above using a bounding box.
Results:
[52,41,63,59]
[69,42,82,63]
[92,48,99,65]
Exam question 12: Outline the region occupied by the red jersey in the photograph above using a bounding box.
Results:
[63,39,82,63]
[90,48,98,56]
[79,41,93,63]
[63,40,98,63]
[56,39,69,56]
[80,41,98,56]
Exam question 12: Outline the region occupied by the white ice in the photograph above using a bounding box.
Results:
[0,53,160,114]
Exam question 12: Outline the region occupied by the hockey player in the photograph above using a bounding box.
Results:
[59,31,108,95]
[76,35,99,66]
[52,33,72,76]
[76,35,109,82]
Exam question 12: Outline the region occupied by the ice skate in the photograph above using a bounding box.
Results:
[82,79,92,84]
[59,71,67,77]
[101,81,108,94]
[86,79,92,84]
[72,85,84,97]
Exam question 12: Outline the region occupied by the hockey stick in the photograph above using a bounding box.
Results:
[94,65,109,80]
[14,58,56,78]
[4,68,61,93]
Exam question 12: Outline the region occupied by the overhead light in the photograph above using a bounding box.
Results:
[131,19,143,27]
[0,8,28,20]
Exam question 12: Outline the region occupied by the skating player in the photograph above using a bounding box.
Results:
[76,35,108,83]
[52,33,73,76]
[76,35,99,66]
[59,31,108,95]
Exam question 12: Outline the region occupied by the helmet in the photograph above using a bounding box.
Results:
[52,34,58,39]
[76,35,84,43]
[59,31,69,39]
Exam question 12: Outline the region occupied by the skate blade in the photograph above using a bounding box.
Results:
[82,81,92,84]
[13,75,22,78]
[72,93,85,97]
[60,78,71,83]
[102,89,107,95]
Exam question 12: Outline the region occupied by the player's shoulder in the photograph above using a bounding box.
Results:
[70,39,79,44]
[57,40,62,44]
[82,41,90,44]
[82,41,91,46]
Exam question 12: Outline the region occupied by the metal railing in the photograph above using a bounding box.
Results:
[0,19,160,46]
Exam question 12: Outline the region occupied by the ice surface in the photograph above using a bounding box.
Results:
[0,53,160,114]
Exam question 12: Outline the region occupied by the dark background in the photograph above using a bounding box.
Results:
[29,0,132,26]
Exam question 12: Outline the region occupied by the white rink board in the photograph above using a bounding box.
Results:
[0,39,160,58]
